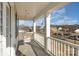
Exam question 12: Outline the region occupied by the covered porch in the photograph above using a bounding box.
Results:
[14,2,79,56]
[0,2,79,56]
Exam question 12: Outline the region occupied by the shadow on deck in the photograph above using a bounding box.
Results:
[16,40,50,56]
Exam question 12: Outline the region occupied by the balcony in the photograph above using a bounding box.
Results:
[1,2,79,56]
[16,29,79,56]
[16,31,50,56]
[15,2,79,56]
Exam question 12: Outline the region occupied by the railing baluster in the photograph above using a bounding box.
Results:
[60,42,61,56]
[64,44,66,56]
[66,45,68,56]
[54,40,56,55]
[56,41,58,56]
[51,39,54,54]
[55,40,57,55]
[70,46,74,56]
[55,40,56,55]
[53,39,54,54]
[72,47,74,56]
[74,48,79,56]
[77,49,79,56]
[57,42,59,56]
[51,39,52,53]
[61,43,64,56]
[53,39,55,55]
[49,37,79,56]
[69,46,71,56]
[67,45,70,56]
[59,42,61,56]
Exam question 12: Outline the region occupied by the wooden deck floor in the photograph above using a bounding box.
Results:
[16,40,50,56]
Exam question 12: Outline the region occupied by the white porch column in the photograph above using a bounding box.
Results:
[2,2,7,56]
[33,20,36,33]
[33,20,36,39]
[2,2,16,56]
[10,3,16,56]
[45,13,51,51]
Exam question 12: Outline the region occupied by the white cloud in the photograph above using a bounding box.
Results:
[51,16,78,25]
[51,8,79,25]
[36,17,45,26]
[53,8,65,14]
[51,8,66,19]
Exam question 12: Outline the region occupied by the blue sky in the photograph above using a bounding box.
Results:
[36,16,45,26]
[19,20,33,27]
[19,2,79,26]
[50,2,79,25]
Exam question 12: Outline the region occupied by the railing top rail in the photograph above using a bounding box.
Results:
[20,32,33,34]
[50,37,79,49]
[35,32,45,37]
[24,32,33,33]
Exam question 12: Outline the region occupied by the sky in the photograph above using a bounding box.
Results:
[19,20,33,27]
[19,2,79,26]
[36,16,45,26]
[50,2,79,25]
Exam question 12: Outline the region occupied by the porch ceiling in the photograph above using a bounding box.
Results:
[15,2,69,20]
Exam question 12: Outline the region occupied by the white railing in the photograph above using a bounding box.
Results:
[49,37,79,56]
[33,33,79,56]
[34,33,45,47]
[17,32,33,41]
[21,32,79,56]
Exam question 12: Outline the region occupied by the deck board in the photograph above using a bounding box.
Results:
[16,40,49,56]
